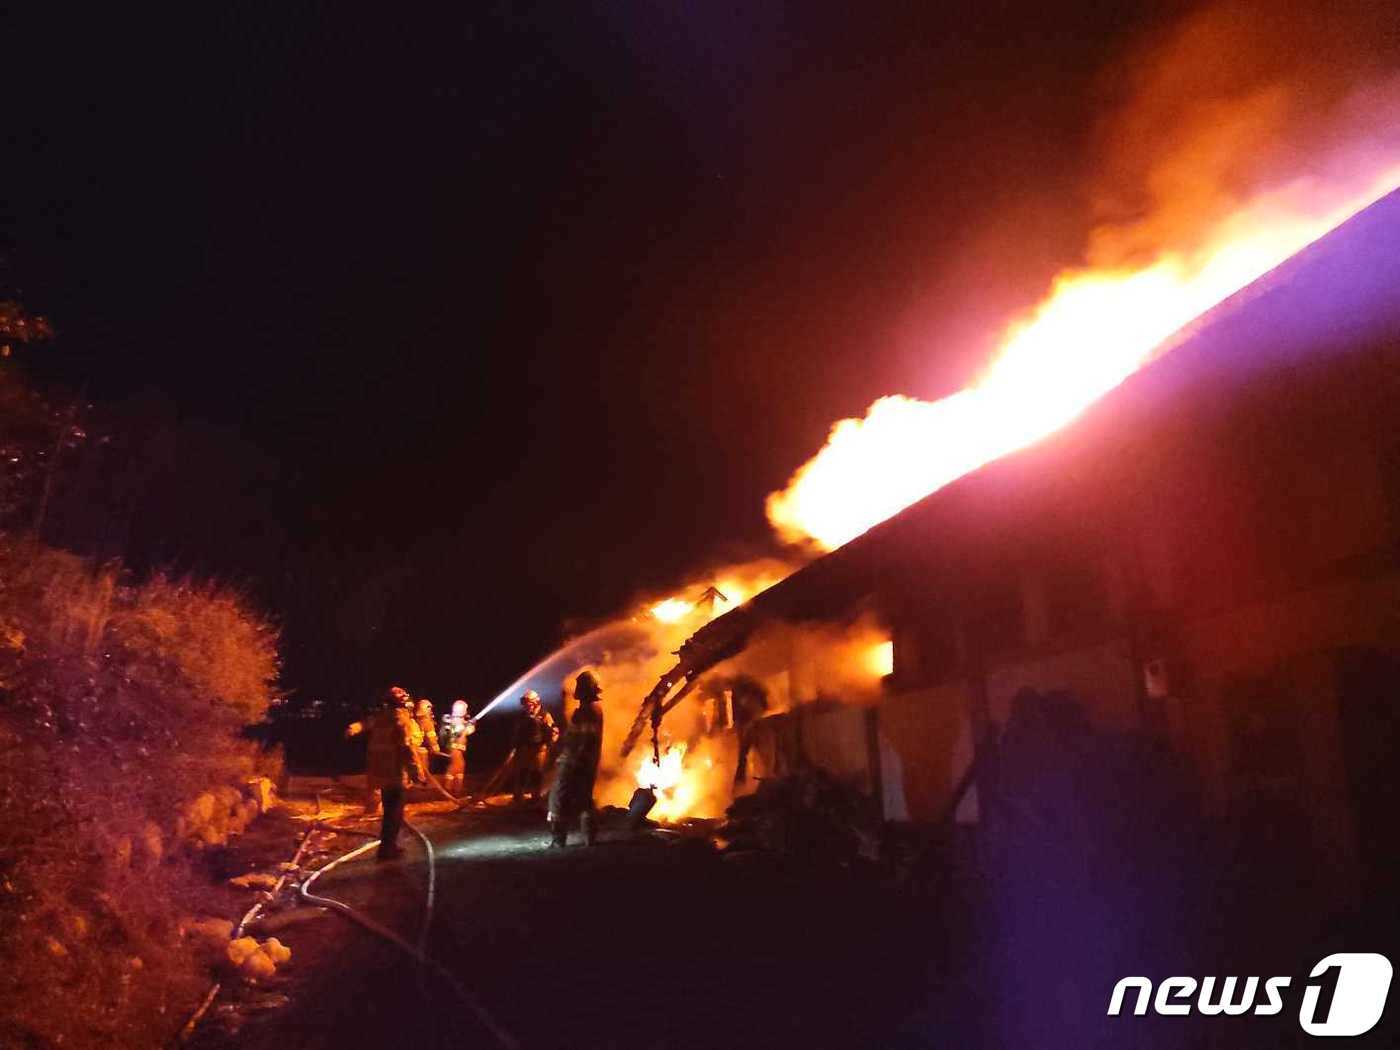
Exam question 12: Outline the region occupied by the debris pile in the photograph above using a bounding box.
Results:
[716,767,882,865]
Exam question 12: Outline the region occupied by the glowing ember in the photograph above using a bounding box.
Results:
[649,598,695,623]
[767,166,1400,551]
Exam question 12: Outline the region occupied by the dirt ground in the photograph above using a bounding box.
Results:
[186,781,947,1050]
[185,775,1400,1050]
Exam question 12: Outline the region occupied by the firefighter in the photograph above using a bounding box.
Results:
[548,671,605,847]
[440,699,475,796]
[415,697,442,753]
[393,689,423,785]
[509,690,559,806]
[347,685,413,813]
[730,675,769,785]
[350,685,420,860]
[411,696,443,782]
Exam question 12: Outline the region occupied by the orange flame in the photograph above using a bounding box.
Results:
[637,741,687,791]
[649,598,696,623]
[635,742,706,822]
[646,572,784,626]
[767,166,1400,551]
[864,640,894,678]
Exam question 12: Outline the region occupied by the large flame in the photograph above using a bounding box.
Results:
[646,574,778,626]
[611,165,1400,826]
[582,559,797,822]
[635,742,711,822]
[649,598,696,623]
[767,165,1400,551]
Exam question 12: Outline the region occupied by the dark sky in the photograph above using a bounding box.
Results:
[5,1,1183,706]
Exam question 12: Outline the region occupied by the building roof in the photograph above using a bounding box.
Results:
[732,187,1400,628]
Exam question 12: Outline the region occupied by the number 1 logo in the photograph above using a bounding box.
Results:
[1299,953,1392,1037]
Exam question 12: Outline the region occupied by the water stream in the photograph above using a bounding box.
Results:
[471,619,652,720]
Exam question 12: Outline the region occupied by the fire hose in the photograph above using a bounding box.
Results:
[299,816,519,1050]
[424,746,527,809]
[175,823,319,1044]
[423,764,473,807]
[465,747,517,804]
[464,745,560,808]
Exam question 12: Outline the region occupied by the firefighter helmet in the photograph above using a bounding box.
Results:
[574,670,602,702]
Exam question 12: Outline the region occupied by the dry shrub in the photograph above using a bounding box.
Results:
[0,534,281,1048]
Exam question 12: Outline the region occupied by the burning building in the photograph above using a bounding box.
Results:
[639,187,1400,894]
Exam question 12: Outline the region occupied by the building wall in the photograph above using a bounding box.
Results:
[880,683,973,822]
[872,572,1400,889]
[866,335,1400,872]
[1171,572,1400,878]
[984,639,1139,732]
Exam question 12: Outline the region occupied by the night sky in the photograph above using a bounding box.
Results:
[6,2,1184,708]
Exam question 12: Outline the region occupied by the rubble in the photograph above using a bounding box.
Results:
[715,767,882,865]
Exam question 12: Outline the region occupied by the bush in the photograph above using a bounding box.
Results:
[0,534,281,1048]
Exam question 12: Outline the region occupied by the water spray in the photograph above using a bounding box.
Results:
[471,620,652,720]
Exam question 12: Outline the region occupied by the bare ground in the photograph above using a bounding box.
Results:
[186,782,939,1050]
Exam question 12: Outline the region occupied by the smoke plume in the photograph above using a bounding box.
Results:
[1087,0,1400,266]
[764,1,1400,552]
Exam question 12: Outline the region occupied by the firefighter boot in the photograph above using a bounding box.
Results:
[581,809,597,847]
[549,818,568,848]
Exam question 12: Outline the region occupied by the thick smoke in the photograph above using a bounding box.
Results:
[1086,0,1400,267]
[722,615,892,712]
[764,2,1400,553]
